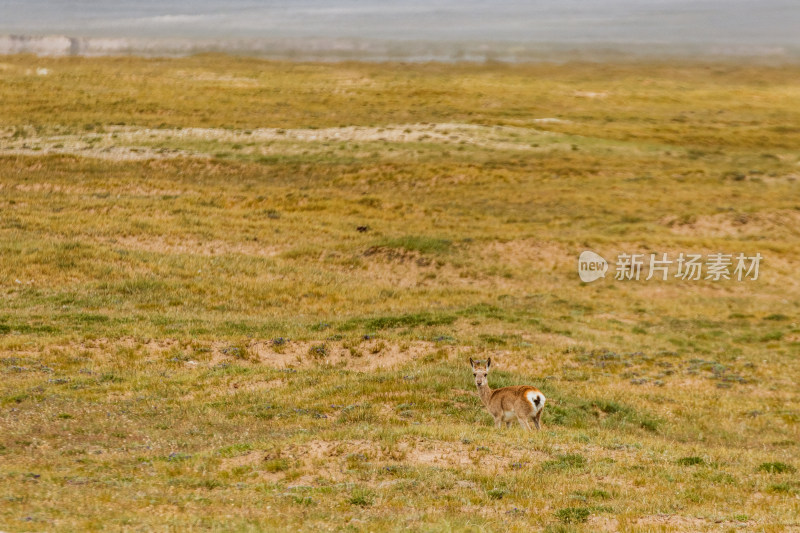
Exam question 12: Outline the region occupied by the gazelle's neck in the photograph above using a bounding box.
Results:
[476,382,493,406]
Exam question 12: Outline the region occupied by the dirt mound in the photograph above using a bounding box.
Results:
[663,210,800,238]
[221,437,549,486]
[246,339,438,370]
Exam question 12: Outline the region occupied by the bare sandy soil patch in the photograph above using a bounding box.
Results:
[0,146,194,161]
[663,209,800,238]
[401,438,548,471]
[221,437,550,488]
[357,246,474,290]
[0,123,555,161]
[246,338,443,370]
[31,337,445,371]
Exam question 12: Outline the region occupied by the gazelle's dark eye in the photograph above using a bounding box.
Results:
[473,373,476,376]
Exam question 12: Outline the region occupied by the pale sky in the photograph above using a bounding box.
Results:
[1,0,798,45]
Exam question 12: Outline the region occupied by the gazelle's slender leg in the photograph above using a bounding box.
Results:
[471,357,545,434]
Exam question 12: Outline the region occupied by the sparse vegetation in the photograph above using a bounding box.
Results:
[0,55,798,531]
[678,456,706,466]
[757,462,796,474]
[555,507,591,524]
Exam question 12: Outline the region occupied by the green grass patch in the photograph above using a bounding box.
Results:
[757,462,795,474]
[555,507,591,524]
[378,235,452,255]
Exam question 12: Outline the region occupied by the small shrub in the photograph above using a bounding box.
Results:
[382,464,410,476]
[166,452,191,462]
[479,334,507,346]
[348,487,374,507]
[222,345,250,360]
[291,495,314,506]
[543,454,586,471]
[421,348,448,363]
[677,456,705,466]
[264,458,289,472]
[487,488,507,500]
[217,443,253,458]
[338,404,376,424]
[370,341,386,354]
[307,344,328,359]
[199,479,222,490]
[347,346,363,358]
[573,489,610,500]
[555,507,590,524]
[345,453,369,469]
[759,331,784,342]
[638,418,660,432]
[767,482,798,494]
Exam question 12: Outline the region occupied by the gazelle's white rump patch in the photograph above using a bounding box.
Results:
[526,390,546,412]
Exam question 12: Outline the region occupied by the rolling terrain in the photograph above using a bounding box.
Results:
[0,55,799,531]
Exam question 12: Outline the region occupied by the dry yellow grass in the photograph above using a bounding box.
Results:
[0,55,798,532]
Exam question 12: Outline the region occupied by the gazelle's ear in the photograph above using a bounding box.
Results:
[487,357,491,369]
[469,357,474,367]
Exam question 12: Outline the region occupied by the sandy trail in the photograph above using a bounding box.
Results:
[0,123,554,161]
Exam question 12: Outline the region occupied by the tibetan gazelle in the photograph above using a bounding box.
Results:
[469,357,545,430]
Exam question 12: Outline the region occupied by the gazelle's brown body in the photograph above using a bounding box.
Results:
[470,358,545,430]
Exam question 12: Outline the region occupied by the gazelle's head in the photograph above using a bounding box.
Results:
[469,357,491,387]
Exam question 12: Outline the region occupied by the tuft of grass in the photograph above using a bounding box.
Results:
[264,458,290,473]
[362,312,457,331]
[222,344,251,360]
[378,235,452,255]
[307,343,328,359]
[757,462,795,474]
[767,483,797,494]
[487,488,508,500]
[217,443,253,458]
[555,507,591,524]
[348,487,374,507]
[543,454,587,471]
[338,404,377,424]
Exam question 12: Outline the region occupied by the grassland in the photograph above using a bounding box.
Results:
[0,55,799,532]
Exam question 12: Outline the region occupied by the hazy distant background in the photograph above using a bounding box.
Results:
[2,0,799,61]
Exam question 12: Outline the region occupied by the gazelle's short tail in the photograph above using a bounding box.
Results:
[526,390,546,412]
